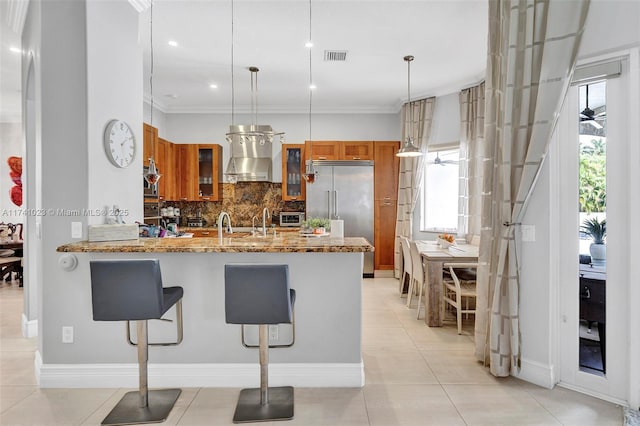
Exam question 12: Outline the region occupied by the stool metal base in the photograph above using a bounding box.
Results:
[101,389,181,426]
[232,386,294,423]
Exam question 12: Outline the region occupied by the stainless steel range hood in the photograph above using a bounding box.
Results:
[225,124,275,182]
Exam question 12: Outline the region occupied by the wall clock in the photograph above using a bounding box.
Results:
[103,119,136,168]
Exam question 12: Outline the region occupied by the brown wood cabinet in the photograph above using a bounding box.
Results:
[305,141,374,161]
[174,144,197,201]
[191,229,216,238]
[196,144,223,201]
[282,144,305,201]
[156,138,174,200]
[374,141,400,270]
[142,123,158,167]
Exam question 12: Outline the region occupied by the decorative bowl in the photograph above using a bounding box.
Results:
[437,237,455,248]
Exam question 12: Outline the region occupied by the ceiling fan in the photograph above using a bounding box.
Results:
[429,152,458,166]
[580,85,605,130]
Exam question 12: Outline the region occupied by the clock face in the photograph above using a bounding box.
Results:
[104,120,136,168]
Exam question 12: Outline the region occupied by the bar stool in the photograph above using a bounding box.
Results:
[225,264,296,423]
[90,259,184,426]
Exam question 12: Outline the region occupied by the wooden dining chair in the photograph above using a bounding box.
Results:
[443,262,478,334]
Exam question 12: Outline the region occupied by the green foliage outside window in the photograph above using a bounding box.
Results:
[579,138,606,213]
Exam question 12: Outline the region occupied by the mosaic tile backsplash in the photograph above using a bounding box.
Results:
[162,183,305,227]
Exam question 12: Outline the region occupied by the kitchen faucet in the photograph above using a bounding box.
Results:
[252,215,259,236]
[262,207,270,237]
[218,211,232,244]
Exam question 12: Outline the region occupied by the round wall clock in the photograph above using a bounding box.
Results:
[103,119,136,168]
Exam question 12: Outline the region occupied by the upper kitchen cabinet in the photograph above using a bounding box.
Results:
[306,141,374,161]
[142,123,158,167]
[282,144,305,201]
[197,144,223,201]
[156,138,174,201]
[341,141,374,160]
[173,144,223,202]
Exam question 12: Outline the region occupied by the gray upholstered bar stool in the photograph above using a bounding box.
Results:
[90,259,184,426]
[225,264,296,423]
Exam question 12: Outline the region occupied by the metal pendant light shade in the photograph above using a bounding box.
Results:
[397,55,423,158]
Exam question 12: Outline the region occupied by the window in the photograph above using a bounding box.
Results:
[421,147,459,232]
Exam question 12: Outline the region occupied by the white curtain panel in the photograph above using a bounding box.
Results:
[458,82,485,242]
[394,98,436,278]
[475,0,589,376]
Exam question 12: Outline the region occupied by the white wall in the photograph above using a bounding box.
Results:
[0,123,24,223]
[22,0,142,363]
[164,112,401,182]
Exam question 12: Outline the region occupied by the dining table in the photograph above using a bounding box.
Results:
[416,240,479,327]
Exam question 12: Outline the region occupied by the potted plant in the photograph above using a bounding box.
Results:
[581,216,606,265]
[304,217,331,235]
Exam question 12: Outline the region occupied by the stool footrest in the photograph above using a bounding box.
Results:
[232,386,294,423]
[101,388,181,426]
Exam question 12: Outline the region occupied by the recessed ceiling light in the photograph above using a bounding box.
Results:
[305,41,313,48]
[168,40,178,47]
[209,84,218,89]
[9,47,21,54]
[309,84,317,90]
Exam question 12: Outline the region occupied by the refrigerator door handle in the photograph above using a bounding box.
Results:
[326,190,331,219]
[334,190,339,218]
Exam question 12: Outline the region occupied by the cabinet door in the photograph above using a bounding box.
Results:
[341,141,374,160]
[175,144,197,201]
[374,141,400,200]
[306,141,339,160]
[197,144,222,201]
[156,138,174,201]
[282,144,305,201]
[375,199,397,270]
[143,123,158,167]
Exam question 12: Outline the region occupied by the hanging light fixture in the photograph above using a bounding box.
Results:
[143,0,162,185]
[396,55,422,158]
[303,0,317,183]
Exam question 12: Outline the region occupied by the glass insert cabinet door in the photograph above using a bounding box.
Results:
[577,81,607,376]
[197,145,222,201]
[282,144,305,201]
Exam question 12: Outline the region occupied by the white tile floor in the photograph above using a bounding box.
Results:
[0,277,624,425]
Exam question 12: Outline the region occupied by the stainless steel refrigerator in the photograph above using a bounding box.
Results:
[306,160,374,276]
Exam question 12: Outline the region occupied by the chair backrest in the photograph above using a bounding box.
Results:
[225,264,294,325]
[400,237,412,275]
[90,259,165,321]
[409,240,423,284]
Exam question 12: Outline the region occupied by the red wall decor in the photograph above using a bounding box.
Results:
[7,156,22,207]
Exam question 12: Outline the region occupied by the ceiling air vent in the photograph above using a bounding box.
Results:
[324,50,348,62]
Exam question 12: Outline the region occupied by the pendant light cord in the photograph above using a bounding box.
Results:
[149,0,155,157]
[231,0,235,125]
[309,0,312,142]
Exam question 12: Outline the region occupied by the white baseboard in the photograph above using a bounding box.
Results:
[513,357,555,389]
[21,314,37,338]
[558,381,629,407]
[35,354,364,389]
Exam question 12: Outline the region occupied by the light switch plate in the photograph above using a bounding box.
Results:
[71,222,82,239]
[521,225,535,242]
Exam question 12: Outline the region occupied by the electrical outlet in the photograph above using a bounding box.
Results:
[521,225,536,242]
[71,222,82,239]
[62,326,74,343]
[269,325,278,341]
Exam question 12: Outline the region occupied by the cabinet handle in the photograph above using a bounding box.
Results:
[291,197,298,200]
[353,156,361,160]
[383,202,392,206]
[318,156,327,160]
[202,197,211,200]
[201,231,210,235]
[383,197,391,201]
[180,197,188,201]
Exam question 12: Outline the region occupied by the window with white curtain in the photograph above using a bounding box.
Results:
[420,147,460,232]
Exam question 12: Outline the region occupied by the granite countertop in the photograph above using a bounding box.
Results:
[57,235,374,253]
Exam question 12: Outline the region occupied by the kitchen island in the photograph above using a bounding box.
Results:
[47,235,373,388]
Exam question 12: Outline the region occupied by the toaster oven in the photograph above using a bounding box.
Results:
[279,212,305,227]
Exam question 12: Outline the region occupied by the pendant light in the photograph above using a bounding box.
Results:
[144,0,162,185]
[396,55,422,157]
[303,0,317,183]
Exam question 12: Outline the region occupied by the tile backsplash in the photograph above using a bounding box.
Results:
[162,183,304,227]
